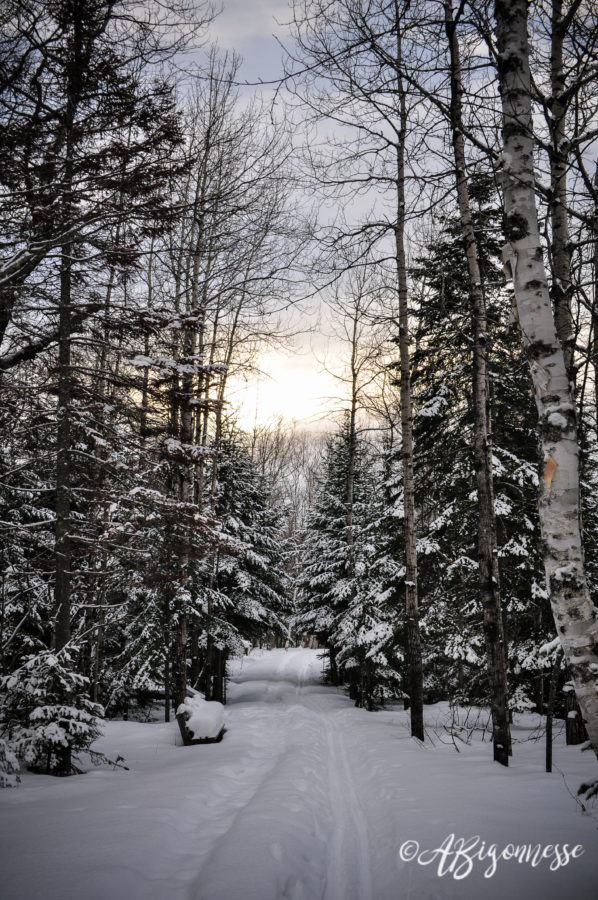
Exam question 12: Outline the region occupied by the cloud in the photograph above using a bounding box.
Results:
[206,0,290,83]
[211,0,286,48]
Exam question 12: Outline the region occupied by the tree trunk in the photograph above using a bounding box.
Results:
[328,645,339,686]
[549,0,575,385]
[173,314,195,712]
[164,628,171,723]
[565,687,589,745]
[52,244,72,653]
[445,1,511,766]
[592,163,598,434]
[495,0,598,753]
[52,3,82,653]
[545,651,560,773]
[394,3,424,742]
[344,311,359,697]
[173,607,188,713]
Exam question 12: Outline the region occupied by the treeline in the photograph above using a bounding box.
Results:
[290,0,598,768]
[296,202,596,720]
[0,0,301,778]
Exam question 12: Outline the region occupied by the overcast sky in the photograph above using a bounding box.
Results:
[205,2,347,431]
[210,0,290,83]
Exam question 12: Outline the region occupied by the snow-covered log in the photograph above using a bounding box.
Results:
[176,691,225,745]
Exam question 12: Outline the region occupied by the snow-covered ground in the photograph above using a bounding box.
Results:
[1,648,597,899]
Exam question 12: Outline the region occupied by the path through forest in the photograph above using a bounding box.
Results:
[1,649,597,899]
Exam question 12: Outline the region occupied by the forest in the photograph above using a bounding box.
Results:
[1,0,598,811]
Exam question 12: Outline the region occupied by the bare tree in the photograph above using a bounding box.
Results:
[444,0,510,764]
[288,0,426,738]
[138,49,304,704]
[0,0,211,358]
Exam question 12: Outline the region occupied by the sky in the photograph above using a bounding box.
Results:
[209,0,290,83]
[209,1,346,431]
[226,335,349,432]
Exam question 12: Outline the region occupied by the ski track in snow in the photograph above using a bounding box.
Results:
[203,649,375,900]
[2,648,598,900]
[322,712,373,900]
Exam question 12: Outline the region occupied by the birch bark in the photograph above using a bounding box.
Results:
[495,0,598,751]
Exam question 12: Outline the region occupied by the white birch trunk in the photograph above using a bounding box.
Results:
[495,0,598,752]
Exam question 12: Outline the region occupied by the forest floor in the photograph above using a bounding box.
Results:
[1,648,598,900]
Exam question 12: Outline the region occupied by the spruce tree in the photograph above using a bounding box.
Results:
[296,421,402,708]
[410,177,552,711]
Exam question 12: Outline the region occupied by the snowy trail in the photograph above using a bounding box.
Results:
[196,650,375,900]
[322,712,373,900]
[2,648,598,900]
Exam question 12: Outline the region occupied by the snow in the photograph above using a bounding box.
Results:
[164,438,212,461]
[547,412,569,429]
[177,694,224,740]
[1,648,597,900]
[553,563,575,582]
[493,495,512,516]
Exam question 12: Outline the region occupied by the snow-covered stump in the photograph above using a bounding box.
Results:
[176,689,225,746]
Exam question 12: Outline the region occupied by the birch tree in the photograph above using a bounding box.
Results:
[495,0,598,750]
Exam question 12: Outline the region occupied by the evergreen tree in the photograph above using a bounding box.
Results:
[409,176,553,710]
[296,421,402,708]
[0,646,105,775]
[213,426,291,649]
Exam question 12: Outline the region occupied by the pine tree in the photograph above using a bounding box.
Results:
[209,426,291,674]
[296,421,402,708]
[0,647,105,775]
[409,176,552,712]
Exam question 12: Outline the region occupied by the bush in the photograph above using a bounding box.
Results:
[0,647,105,776]
[0,739,20,787]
